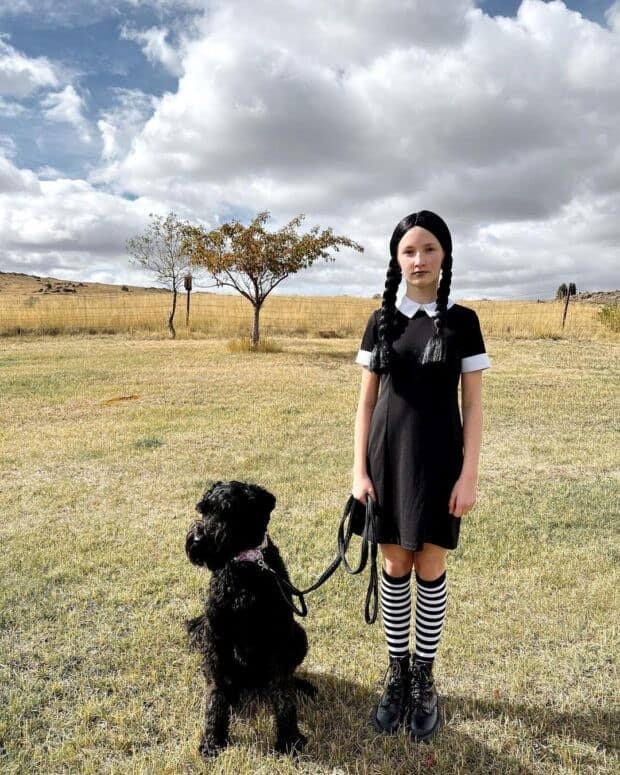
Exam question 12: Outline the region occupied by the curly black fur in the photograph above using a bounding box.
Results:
[184,480,317,758]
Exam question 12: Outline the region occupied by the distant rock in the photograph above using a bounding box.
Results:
[573,290,620,304]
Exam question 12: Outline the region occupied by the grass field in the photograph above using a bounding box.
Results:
[0,333,618,774]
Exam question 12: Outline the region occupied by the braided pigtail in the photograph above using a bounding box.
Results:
[420,252,453,365]
[369,255,402,374]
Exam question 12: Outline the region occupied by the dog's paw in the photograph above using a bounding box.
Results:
[294,677,318,700]
[198,735,226,758]
[275,731,307,757]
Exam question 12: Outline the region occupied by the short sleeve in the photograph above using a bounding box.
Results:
[460,310,491,373]
[355,310,378,367]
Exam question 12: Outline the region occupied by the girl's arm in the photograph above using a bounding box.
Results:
[460,369,483,481]
[352,368,380,498]
[449,370,483,516]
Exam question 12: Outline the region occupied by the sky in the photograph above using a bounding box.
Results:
[0,0,619,299]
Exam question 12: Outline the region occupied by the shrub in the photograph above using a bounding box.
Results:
[598,304,620,333]
[226,337,283,353]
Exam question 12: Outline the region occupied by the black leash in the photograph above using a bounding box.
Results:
[257,494,380,624]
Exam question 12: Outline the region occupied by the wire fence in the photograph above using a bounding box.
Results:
[0,289,616,340]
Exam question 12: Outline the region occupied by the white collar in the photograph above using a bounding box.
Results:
[396,291,455,318]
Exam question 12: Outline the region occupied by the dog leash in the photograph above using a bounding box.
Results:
[256,494,379,625]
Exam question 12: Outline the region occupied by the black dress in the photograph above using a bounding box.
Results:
[355,295,491,552]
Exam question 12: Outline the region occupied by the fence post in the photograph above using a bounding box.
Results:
[561,283,574,329]
[184,273,192,327]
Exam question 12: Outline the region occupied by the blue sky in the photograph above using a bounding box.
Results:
[1,0,619,297]
[1,3,180,176]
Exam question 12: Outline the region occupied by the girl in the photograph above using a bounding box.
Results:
[351,210,491,743]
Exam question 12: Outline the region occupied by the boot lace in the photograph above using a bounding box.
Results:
[381,659,405,706]
[410,661,432,709]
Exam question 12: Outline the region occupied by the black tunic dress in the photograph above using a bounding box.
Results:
[355,295,491,552]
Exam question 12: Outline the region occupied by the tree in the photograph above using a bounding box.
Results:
[126,212,196,338]
[556,282,577,299]
[181,210,364,347]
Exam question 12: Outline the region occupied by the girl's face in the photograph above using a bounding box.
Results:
[397,226,445,292]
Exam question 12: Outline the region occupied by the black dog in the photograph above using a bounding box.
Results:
[185,480,317,758]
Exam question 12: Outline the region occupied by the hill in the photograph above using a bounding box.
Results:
[0,271,170,296]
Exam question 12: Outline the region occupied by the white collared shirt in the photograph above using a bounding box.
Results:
[395,291,455,318]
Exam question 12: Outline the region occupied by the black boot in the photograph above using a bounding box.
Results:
[373,654,410,734]
[408,659,441,742]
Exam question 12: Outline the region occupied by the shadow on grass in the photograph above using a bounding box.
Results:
[219,671,616,773]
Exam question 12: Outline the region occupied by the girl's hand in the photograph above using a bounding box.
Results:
[352,473,376,504]
[448,475,477,518]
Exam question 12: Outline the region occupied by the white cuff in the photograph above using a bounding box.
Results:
[461,353,491,372]
[355,349,372,366]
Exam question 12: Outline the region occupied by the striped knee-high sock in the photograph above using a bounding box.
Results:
[413,570,447,665]
[380,568,412,659]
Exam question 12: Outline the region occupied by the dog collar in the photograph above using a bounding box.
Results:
[233,533,269,563]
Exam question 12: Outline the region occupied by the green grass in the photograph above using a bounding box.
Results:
[0,334,618,774]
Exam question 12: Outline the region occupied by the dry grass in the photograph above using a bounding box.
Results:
[0,333,618,774]
[226,337,283,353]
[0,289,617,341]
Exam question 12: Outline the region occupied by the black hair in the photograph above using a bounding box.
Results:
[368,210,453,374]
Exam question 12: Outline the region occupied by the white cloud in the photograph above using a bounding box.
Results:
[115,0,620,205]
[36,164,64,179]
[96,88,157,162]
[120,25,184,76]
[0,152,169,285]
[0,96,26,117]
[40,84,93,144]
[0,35,60,98]
[0,151,41,193]
[0,1,33,17]
[0,135,17,158]
[124,0,206,9]
[605,0,620,32]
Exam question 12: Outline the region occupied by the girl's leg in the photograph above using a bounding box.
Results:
[381,543,415,578]
[373,544,415,733]
[379,544,415,658]
[412,543,448,666]
[408,542,448,742]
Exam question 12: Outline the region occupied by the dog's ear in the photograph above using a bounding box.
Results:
[195,480,224,515]
[254,487,276,516]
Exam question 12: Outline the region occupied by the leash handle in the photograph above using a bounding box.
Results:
[337,495,368,574]
[364,540,379,624]
[362,495,379,624]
